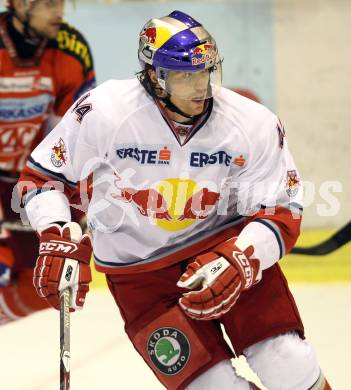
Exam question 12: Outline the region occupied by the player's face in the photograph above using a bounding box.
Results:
[167,70,210,116]
[16,0,65,39]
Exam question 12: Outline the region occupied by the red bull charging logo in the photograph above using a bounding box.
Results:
[140,26,172,49]
[141,27,157,44]
[191,43,216,66]
[111,177,220,231]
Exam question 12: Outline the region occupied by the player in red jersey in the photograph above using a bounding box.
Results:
[0,0,95,325]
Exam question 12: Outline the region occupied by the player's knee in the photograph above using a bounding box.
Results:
[186,360,252,390]
[0,270,49,325]
[309,372,332,389]
[244,332,321,390]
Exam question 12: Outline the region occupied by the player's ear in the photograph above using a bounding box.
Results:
[148,68,158,84]
[147,68,167,98]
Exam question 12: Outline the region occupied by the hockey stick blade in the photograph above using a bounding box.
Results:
[291,221,351,255]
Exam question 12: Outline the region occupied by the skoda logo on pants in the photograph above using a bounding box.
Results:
[147,327,190,375]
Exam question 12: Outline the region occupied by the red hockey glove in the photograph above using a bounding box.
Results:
[33,222,92,311]
[177,238,261,320]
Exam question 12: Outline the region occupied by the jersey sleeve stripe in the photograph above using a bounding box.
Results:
[254,218,285,258]
[288,202,303,215]
[23,187,54,206]
[27,157,77,189]
[260,203,303,215]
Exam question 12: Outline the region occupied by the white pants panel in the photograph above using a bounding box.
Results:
[185,360,251,390]
[244,332,320,390]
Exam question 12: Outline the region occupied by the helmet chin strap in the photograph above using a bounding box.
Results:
[160,95,205,122]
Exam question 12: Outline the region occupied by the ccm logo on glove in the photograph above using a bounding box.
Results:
[233,251,255,288]
[39,241,78,255]
[33,222,92,311]
[177,238,261,320]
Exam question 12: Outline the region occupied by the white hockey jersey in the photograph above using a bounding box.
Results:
[19,78,303,274]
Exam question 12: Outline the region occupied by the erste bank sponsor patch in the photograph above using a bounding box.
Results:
[0,95,53,121]
[116,145,172,166]
[190,149,247,168]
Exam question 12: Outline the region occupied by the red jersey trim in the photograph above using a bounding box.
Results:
[95,222,247,275]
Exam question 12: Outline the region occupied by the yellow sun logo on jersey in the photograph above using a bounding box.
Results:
[154,179,198,231]
[154,178,220,231]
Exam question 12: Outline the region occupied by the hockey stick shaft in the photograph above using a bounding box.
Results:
[60,288,71,390]
[0,218,88,232]
[0,220,33,232]
[0,219,87,233]
[291,221,351,255]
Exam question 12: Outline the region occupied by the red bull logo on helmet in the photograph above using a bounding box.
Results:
[140,25,173,49]
[140,27,157,44]
[191,43,216,66]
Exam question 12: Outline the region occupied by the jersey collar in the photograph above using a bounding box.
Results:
[156,98,213,147]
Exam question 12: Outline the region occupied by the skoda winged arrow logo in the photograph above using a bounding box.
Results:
[147,327,190,375]
[156,338,180,364]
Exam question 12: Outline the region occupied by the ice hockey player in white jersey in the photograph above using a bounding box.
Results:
[17,10,331,390]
